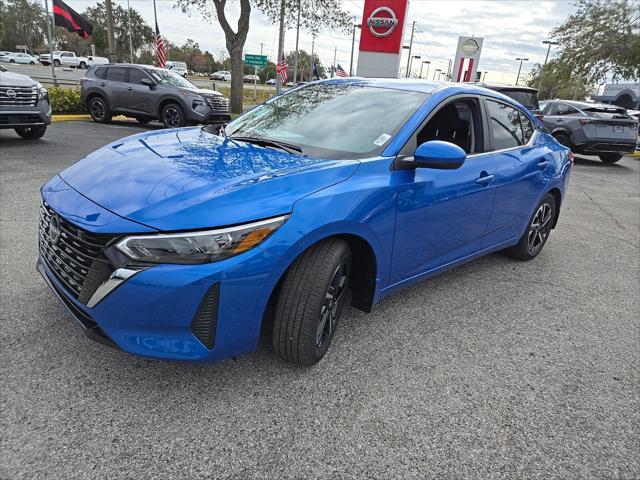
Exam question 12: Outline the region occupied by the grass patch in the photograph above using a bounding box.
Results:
[216,86,273,105]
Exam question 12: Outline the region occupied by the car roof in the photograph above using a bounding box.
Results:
[313,78,530,103]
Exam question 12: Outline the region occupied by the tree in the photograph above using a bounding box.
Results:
[0,0,48,53]
[80,2,154,61]
[177,0,352,114]
[527,60,594,100]
[285,49,325,81]
[551,0,640,83]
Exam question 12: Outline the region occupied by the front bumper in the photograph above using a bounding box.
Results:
[0,103,52,128]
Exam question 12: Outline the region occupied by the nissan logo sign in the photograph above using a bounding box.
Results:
[367,6,398,38]
[49,214,61,245]
[6,89,16,98]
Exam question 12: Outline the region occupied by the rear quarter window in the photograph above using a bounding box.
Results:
[94,67,107,79]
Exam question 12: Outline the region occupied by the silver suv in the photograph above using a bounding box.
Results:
[81,64,230,128]
[540,100,637,163]
[0,65,51,139]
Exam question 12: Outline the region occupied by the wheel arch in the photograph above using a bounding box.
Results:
[548,187,562,228]
[157,96,184,119]
[260,232,378,339]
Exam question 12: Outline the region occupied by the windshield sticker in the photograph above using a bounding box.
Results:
[373,133,391,146]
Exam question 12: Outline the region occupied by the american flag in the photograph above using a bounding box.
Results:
[155,21,166,68]
[336,64,348,77]
[276,55,288,84]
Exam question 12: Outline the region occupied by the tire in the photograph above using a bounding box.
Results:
[30,61,35,65]
[14,125,47,140]
[553,132,571,148]
[53,59,60,67]
[9,59,15,63]
[272,238,352,366]
[88,96,112,123]
[598,153,623,164]
[161,102,185,128]
[79,61,87,69]
[507,193,556,261]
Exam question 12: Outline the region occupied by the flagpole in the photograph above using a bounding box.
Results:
[127,0,133,63]
[276,0,285,95]
[44,0,57,86]
[309,34,315,82]
[152,0,159,67]
[292,0,300,84]
[332,46,336,78]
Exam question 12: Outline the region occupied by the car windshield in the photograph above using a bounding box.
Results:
[225,83,428,159]
[149,69,194,88]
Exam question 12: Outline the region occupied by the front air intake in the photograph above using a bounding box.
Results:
[191,283,220,349]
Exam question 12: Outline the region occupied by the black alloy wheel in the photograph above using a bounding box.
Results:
[161,103,185,128]
[316,260,349,350]
[507,193,556,261]
[89,97,111,123]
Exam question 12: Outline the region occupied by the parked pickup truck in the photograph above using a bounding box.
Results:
[39,51,108,69]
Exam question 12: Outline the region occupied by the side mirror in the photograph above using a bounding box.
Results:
[140,77,156,88]
[413,140,466,169]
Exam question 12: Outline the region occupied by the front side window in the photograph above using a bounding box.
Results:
[487,100,524,150]
[414,99,481,154]
[129,68,150,84]
[225,83,428,159]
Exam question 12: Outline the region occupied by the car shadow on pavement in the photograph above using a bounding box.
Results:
[572,155,631,169]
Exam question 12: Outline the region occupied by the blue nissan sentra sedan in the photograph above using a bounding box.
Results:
[38,79,572,366]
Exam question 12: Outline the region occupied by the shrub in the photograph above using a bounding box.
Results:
[47,87,83,114]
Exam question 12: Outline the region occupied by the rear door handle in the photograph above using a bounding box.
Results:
[127,87,133,91]
[475,174,495,185]
[538,160,549,169]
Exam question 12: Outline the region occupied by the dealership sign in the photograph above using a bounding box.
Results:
[357,0,408,78]
[451,36,484,82]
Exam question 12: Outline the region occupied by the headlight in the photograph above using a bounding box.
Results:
[36,82,48,100]
[192,96,206,108]
[115,215,288,264]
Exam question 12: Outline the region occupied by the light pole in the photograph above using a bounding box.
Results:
[408,55,420,78]
[420,60,430,79]
[405,21,416,77]
[542,40,558,66]
[515,57,528,85]
[349,18,361,76]
[433,68,441,80]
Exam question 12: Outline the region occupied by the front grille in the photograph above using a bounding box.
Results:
[0,85,38,107]
[38,202,116,304]
[204,95,230,113]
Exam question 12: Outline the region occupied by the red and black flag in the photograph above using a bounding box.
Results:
[53,0,93,39]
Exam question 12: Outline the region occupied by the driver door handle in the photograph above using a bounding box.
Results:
[127,87,133,91]
[475,173,495,185]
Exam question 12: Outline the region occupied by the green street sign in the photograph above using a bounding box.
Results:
[245,54,268,67]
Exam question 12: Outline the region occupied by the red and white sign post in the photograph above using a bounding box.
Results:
[356,0,409,78]
[451,36,484,82]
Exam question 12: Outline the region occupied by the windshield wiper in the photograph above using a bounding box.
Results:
[229,136,303,155]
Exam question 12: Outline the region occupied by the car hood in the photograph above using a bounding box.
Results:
[0,70,36,87]
[59,127,359,231]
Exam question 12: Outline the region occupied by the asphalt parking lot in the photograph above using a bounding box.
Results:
[1,122,638,479]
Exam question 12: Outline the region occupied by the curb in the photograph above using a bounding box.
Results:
[52,114,137,123]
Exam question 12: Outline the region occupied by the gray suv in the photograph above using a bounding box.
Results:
[0,64,51,139]
[540,100,637,163]
[81,64,230,128]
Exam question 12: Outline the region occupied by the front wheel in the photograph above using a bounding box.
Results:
[79,61,87,69]
[9,59,15,63]
[15,125,47,139]
[161,103,185,128]
[53,59,61,67]
[272,238,351,366]
[30,61,35,65]
[598,153,623,164]
[507,193,556,261]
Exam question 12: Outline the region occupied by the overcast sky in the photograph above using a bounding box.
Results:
[73,0,576,83]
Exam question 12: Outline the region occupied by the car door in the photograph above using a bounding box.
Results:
[103,66,130,112]
[482,98,552,246]
[127,67,156,115]
[59,52,74,66]
[389,96,498,284]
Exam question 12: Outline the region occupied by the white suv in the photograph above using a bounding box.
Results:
[210,71,231,81]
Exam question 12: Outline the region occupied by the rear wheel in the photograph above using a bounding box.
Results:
[15,125,47,139]
[161,103,185,128]
[598,153,623,164]
[88,96,112,123]
[507,193,556,261]
[553,132,571,148]
[272,238,352,366]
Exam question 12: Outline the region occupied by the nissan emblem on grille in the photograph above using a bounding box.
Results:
[6,89,16,98]
[49,214,61,245]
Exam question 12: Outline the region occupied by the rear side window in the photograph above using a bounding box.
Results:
[94,67,107,79]
[106,67,128,83]
[521,113,535,144]
[487,100,525,150]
